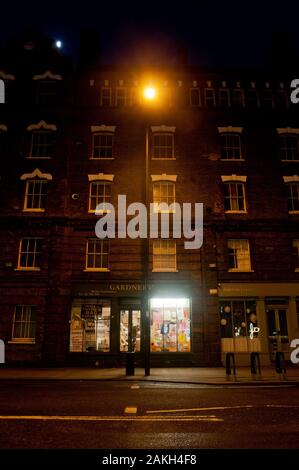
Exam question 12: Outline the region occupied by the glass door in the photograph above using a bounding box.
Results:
[120,309,141,352]
[267,308,289,358]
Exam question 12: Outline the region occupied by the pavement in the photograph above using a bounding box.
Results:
[1,365,299,385]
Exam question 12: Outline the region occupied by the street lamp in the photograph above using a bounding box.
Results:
[143,85,157,376]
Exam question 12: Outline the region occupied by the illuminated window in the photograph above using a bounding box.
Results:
[228,239,252,272]
[190,88,201,107]
[220,134,242,160]
[150,298,191,352]
[69,299,111,352]
[219,89,231,108]
[204,88,216,107]
[100,87,112,106]
[24,179,48,211]
[219,300,257,339]
[280,135,299,161]
[224,182,246,212]
[92,133,113,159]
[17,238,42,270]
[115,87,127,106]
[153,240,176,272]
[89,181,111,212]
[29,130,54,158]
[286,183,299,212]
[153,181,175,212]
[85,238,109,271]
[12,305,36,342]
[152,133,174,159]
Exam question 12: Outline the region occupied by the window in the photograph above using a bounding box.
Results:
[24,179,48,211]
[262,89,274,108]
[219,89,231,108]
[228,239,252,271]
[293,240,299,270]
[12,305,36,342]
[85,238,109,271]
[276,90,289,109]
[204,88,216,107]
[246,89,259,107]
[36,80,57,105]
[100,87,112,106]
[152,133,174,159]
[233,89,245,108]
[69,298,111,352]
[29,131,54,158]
[153,239,176,272]
[17,238,42,270]
[280,135,299,161]
[115,87,127,106]
[89,181,111,212]
[153,181,175,212]
[220,134,242,160]
[224,182,246,212]
[190,88,201,107]
[286,183,299,212]
[150,298,191,352]
[92,133,113,159]
[219,300,257,339]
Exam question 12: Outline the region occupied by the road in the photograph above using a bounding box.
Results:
[0,380,298,449]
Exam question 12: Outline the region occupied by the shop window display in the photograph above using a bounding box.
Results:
[150,298,191,352]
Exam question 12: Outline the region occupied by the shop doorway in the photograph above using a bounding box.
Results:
[120,308,141,352]
[266,308,289,359]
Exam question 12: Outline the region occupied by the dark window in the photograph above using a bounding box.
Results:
[221,134,242,160]
[286,183,299,211]
[92,133,113,159]
[280,135,299,161]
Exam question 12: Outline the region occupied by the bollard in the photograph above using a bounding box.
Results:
[126,352,135,376]
[250,352,261,375]
[226,352,236,376]
[275,351,286,374]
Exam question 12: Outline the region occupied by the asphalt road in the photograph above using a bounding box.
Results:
[0,380,298,449]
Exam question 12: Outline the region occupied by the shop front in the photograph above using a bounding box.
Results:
[218,283,299,366]
[68,281,195,366]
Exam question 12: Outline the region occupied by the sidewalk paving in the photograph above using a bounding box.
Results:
[1,366,299,385]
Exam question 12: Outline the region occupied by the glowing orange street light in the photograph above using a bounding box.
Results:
[143,86,156,100]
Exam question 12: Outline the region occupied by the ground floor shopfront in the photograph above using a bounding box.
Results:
[218,282,299,366]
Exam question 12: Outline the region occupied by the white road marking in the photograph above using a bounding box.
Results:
[146,405,254,414]
[124,407,137,414]
[0,415,223,422]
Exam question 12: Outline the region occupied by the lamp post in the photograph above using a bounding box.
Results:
[143,86,156,376]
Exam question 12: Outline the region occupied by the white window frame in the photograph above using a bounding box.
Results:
[153,239,177,272]
[100,87,112,106]
[115,87,127,107]
[23,179,48,212]
[219,88,231,108]
[152,133,174,159]
[223,181,247,213]
[11,305,36,344]
[279,134,299,162]
[228,239,252,272]
[204,88,216,107]
[88,181,112,213]
[17,238,42,271]
[29,130,54,159]
[153,181,175,213]
[286,182,299,214]
[85,238,109,272]
[220,133,243,160]
[91,132,114,159]
[293,239,299,272]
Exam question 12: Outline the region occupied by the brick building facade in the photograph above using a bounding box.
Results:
[0,33,299,367]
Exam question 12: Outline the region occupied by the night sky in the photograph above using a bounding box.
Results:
[1,0,299,66]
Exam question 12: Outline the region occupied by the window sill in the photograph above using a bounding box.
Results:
[295,268,299,272]
[289,211,299,214]
[228,269,254,273]
[281,160,299,162]
[8,340,36,344]
[89,157,115,160]
[83,269,110,272]
[26,157,51,160]
[225,211,248,214]
[220,158,245,162]
[14,268,41,271]
[152,158,176,161]
[152,269,178,272]
[22,209,45,213]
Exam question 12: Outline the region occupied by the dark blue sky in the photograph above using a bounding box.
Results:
[1,0,299,66]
